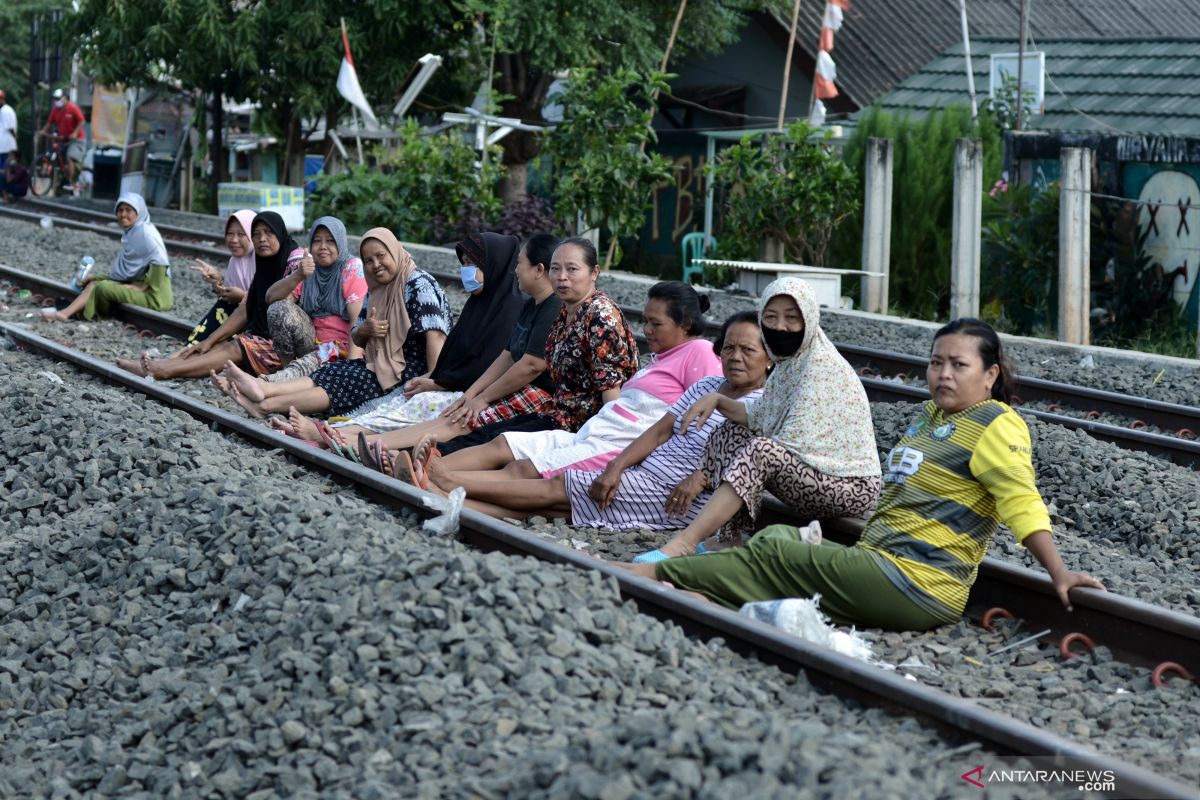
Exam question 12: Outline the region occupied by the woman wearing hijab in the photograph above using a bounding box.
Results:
[253,215,367,381]
[42,192,172,321]
[330,232,523,429]
[117,211,304,380]
[220,227,448,419]
[186,209,258,344]
[632,277,882,563]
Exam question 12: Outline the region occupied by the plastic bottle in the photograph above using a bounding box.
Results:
[71,256,95,291]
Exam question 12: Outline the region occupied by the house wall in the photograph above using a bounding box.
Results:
[638,20,815,263]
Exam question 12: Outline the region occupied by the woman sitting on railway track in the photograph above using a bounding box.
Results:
[185,209,258,344]
[280,233,560,456]
[630,277,882,563]
[42,192,173,322]
[219,227,451,420]
[253,215,367,381]
[622,317,1107,631]
[404,277,720,489]
[425,311,769,528]
[115,211,303,380]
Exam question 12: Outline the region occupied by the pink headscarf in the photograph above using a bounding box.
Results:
[223,209,259,291]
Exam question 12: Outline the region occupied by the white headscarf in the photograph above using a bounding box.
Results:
[747,277,880,478]
[111,192,169,282]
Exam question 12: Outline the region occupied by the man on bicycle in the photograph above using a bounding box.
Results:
[40,88,86,188]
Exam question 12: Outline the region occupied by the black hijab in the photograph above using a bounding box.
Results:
[431,232,524,390]
[244,211,299,337]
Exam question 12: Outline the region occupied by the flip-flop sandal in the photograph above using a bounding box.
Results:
[411,453,429,491]
[329,425,360,463]
[632,549,670,564]
[393,451,419,485]
[376,445,395,478]
[357,432,378,470]
[315,421,347,458]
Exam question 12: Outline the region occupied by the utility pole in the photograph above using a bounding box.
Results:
[1015,0,1030,131]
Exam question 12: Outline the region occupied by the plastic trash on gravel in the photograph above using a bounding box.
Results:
[739,594,877,665]
[421,486,465,536]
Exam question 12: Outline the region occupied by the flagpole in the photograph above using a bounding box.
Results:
[352,107,364,165]
[778,0,802,131]
[959,0,978,119]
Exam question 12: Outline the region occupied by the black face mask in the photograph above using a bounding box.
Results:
[762,326,805,358]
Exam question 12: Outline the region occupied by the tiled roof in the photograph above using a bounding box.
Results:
[872,37,1200,136]
[777,0,1200,107]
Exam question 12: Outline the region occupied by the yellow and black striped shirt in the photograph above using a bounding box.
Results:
[857,399,1051,621]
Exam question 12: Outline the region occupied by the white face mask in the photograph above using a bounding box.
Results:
[54,98,66,108]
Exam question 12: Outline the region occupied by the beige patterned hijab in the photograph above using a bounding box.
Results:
[360,227,416,391]
[747,278,880,477]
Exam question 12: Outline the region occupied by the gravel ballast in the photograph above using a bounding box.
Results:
[0,345,1080,798]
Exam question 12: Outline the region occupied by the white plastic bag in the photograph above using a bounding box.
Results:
[739,594,876,665]
[421,486,465,536]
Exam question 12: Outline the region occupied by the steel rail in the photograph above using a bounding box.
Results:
[5,263,1200,473]
[1,319,1192,800]
[21,198,1199,437]
[0,203,229,260]
[756,503,1200,677]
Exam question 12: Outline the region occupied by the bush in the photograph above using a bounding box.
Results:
[835,105,1003,318]
[709,121,859,267]
[307,121,504,242]
[981,181,1059,332]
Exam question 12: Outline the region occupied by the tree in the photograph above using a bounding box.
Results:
[2,1,92,160]
[708,121,859,266]
[834,105,1003,318]
[470,0,770,203]
[545,68,673,266]
[61,0,262,200]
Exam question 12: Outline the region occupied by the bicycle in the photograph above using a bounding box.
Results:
[30,132,68,197]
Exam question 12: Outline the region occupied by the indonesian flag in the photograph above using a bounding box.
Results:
[819,3,845,52]
[814,50,839,99]
[337,26,378,128]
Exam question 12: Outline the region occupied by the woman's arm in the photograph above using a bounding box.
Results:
[588,412,677,511]
[344,300,364,359]
[1023,531,1105,610]
[680,393,747,431]
[443,351,524,424]
[423,330,447,374]
[264,269,305,304]
[476,353,545,405]
[600,386,621,404]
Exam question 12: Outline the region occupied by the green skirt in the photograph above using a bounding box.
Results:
[656,524,952,631]
[83,263,173,320]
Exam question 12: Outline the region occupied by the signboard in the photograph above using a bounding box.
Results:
[218,182,305,231]
[989,52,1045,115]
[90,85,129,147]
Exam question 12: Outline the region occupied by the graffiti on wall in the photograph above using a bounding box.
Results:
[647,153,707,253]
[1133,169,1200,323]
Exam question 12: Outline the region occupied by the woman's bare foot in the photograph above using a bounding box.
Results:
[268,415,297,436]
[209,369,233,396]
[223,360,265,403]
[413,434,439,468]
[288,406,322,443]
[39,308,69,322]
[229,382,265,419]
[425,453,458,493]
[657,536,701,559]
[116,357,148,377]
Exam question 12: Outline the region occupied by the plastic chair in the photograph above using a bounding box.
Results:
[681,232,716,284]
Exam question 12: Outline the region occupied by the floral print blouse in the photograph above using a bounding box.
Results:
[543,290,639,431]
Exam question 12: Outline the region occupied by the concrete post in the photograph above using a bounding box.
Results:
[1058,147,1091,345]
[860,138,894,314]
[950,138,983,319]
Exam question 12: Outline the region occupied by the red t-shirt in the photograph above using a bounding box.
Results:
[47,103,86,140]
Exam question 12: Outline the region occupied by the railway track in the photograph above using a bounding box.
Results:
[13,197,1200,445]
[6,261,1200,473]
[1,318,1195,799]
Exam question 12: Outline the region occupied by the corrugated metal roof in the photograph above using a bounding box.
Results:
[868,37,1200,136]
[778,0,1200,107]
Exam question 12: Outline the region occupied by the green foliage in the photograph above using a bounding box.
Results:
[307,121,503,242]
[985,73,1039,132]
[545,68,672,265]
[980,181,1058,331]
[1,0,74,160]
[835,104,1003,318]
[708,121,859,266]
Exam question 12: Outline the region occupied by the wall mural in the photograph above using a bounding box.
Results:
[1131,168,1200,325]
